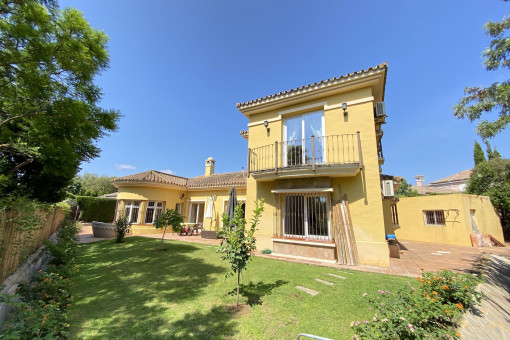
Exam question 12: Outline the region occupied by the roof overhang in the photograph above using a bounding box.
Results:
[237,63,387,117]
[113,181,186,191]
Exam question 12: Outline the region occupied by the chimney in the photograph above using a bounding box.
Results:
[415,175,424,187]
[205,157,215,176]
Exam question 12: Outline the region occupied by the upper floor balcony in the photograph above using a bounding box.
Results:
[248,133,363,180]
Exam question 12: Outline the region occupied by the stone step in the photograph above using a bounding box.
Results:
[296,286,319,296]
[327,273,346,280]
[315,278,334,286]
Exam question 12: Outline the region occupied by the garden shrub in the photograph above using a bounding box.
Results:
[76,196,116,222]
[0,219,79,339]
[114,216,132,243]
[351,270,484,339]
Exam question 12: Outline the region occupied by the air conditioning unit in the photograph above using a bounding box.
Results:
[382,179,394,197]
[375,102,386,117]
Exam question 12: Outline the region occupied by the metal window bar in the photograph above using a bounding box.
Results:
[424,210,446,226]
[275,192,331,241]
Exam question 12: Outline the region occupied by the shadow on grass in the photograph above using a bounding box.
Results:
[70,237,227,339]
[228,279,289,306]
[168,305,239,339]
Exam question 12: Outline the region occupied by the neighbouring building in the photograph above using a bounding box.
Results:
[395,194,504,247]
[412,170,472,194]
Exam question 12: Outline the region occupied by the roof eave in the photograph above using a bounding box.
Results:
[237,63,387,116]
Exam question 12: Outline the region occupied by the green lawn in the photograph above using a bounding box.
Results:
[69,237,409,339]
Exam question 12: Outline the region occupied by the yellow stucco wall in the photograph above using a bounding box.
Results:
[245,87,390,267]
[395,194,504,247]
[116,185,246,234]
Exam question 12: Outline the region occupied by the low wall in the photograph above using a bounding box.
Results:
[0,234,55,327]
[272,238,336,262]
[395,194,504,247]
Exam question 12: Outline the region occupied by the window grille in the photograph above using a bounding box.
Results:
[391,204,399,226]
[274,192,331,240]
[124,201,141,224]
[424,210,445,226]
[145,201,164,224]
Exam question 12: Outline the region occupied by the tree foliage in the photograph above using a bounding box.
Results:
[474,140,487,166]
[454,11,510,139]
[394,178,420,197]
[68,173,117,197]
[467,156,510,240]
[218,199,264,306]
[154,209,183,251]
[0,0,120,202]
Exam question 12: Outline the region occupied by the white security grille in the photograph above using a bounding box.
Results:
[145,201,164,224]
[124,201,141,224]
[274,192,331,240]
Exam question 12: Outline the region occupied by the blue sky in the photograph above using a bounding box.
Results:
[60,0,510,185]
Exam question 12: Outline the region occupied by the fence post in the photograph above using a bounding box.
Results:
[357,131,363,169]
[274,141,278,174]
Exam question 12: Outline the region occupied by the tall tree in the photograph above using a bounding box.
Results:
[71,173,117,197]
[454,7,510,139]
[467,156,510,240]
[474,140,487,166]
[0,0,120,202]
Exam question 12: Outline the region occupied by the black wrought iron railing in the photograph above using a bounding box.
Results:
[248,133,362,174]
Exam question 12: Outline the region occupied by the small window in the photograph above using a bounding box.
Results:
[391,204,399,226]
[124,201,141,224]
[145,201,164,224]
[424,210,445,226]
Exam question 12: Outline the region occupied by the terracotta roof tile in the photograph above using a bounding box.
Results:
[187,171,247,189]
[112,170,247,189]
[236,62,388,110]
[112,170,188,187]
[429,169,472,185]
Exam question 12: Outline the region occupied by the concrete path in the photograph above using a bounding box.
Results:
[459,254,510,340]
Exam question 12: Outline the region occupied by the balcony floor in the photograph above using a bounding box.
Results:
[250,163,360,181]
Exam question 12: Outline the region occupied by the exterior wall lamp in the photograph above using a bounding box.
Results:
[264,120,270,133]
[342,102,348,116]
[180,193,185,199]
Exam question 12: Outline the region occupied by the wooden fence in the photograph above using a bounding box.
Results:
[0,206,65,282]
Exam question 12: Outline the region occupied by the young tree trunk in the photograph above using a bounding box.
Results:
[236,270,240,306]
[159,226,167,252]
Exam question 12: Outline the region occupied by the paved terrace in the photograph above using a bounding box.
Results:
[77,224,510,278]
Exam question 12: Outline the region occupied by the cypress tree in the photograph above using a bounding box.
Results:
[474,141,486,166]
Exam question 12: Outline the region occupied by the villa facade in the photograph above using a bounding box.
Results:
[113,63,397,267]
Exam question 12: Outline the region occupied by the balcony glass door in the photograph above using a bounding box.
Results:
[284,111,324,166]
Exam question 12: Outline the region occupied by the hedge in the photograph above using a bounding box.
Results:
[76,196,116,222]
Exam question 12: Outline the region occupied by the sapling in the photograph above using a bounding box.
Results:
[154,209,183,251]
[218,199,264,306]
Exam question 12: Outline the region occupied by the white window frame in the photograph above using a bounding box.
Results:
[188,200,206,225]
[283,111,326,167]
[124,200,141,224]
[282,194,331,240]
[144,201,165,224]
